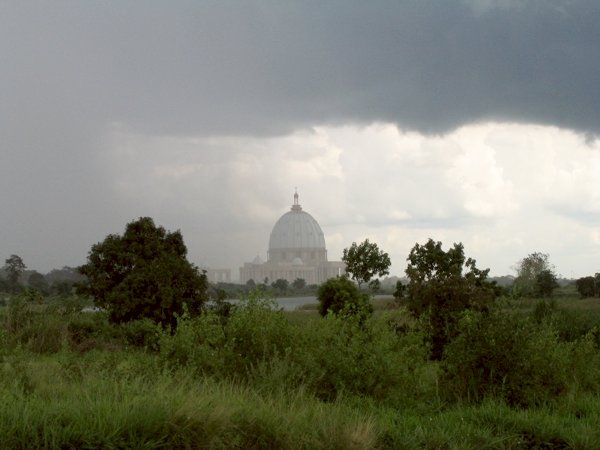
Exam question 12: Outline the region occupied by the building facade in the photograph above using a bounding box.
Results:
[239,192,345,285]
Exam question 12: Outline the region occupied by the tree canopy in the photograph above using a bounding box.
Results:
[404,239,497,360]
[513,252,556,297]
[342,239,391,290]
[78,217,208,328]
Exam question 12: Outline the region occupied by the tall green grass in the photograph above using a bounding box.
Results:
[1,291,600,447]
[0,351,377,449]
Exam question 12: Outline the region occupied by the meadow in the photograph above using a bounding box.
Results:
[1,290,600,449]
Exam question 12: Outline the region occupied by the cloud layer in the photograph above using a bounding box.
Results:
[2,1,600,137]
[1,1,599,278]
[104,123,600,278]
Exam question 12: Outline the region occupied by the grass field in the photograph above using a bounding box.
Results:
[1,291,600,448]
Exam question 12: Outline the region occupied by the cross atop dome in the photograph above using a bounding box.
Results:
[292,188,302,211]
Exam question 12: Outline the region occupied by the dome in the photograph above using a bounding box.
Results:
[268,193,326,251]
[292,257,304,265]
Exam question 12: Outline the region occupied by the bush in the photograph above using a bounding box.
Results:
[317,276,372,319]
[439,308,597,407]
[120,319,161,350]
[292,311,429,404]
[159,291,430,406]
[160,292,293,378]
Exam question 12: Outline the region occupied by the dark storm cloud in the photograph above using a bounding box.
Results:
[2,1,598,138]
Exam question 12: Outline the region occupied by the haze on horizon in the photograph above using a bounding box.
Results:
[1,1,599,280]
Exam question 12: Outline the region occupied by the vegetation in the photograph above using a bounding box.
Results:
[3,254,26,292]
[576,273,600,298]
[403,239,497,360]
[342,239,391,290]
[513,252,559,297]
[316,276,372,319]
[2,229,600,448]
[1,289,600,448]
[77,217,208,328]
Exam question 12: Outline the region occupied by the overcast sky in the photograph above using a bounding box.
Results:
[1,1,599,279]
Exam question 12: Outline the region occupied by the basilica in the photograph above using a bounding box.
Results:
[239,192,345,285]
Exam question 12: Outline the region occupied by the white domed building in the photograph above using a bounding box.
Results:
[239,192,345,285]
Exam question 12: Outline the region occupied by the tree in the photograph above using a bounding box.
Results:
[535,269,559,297]
[576,274,600,298]
[317,276,372,318]
[513,252,555,297]
[28,271,49,295]
[271,278,289,293]
[4,254,26,292]
[292,278,306,290]
[405,239,497,360]
[78,217,208,328]
[342,239,391,290]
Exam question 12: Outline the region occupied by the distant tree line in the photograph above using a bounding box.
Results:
[0,254,85,297]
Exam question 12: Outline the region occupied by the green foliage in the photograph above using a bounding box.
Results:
[2,291,600,447]
[513,252,556,297]
[535,269,559,297]
[159,293,429,406]
[441,309,561,406]
[160,292,293,377]
[27,271,49,295]
[292,311,429,403]
[576,274,600,298]
[2,292,71,353]
[3,254,26,292]
[342,239,391,289]
[120,318,162,350]
[405,239,496,359]
[4,291,35,335]
[530,299,600,349]
[0,356,379,449]
[271,278,289,293]
[292,278,306,290]
[78,217,208,328]
[317,276,372,319]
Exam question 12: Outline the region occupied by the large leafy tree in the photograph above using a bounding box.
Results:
[342,239,391,290]
[405,239,497,360]
[78,217,207,328]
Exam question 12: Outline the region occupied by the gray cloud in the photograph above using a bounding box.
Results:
[2,1,599,138]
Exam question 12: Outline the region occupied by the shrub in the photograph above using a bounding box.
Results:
[120,319,161,350]
[317,276,372,319]
[440,308,579,406]
[160,292,293,379]
[290,310,429,404]
[160,291,429,406]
